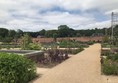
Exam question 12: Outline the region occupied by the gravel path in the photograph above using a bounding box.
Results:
[32,44,103,83]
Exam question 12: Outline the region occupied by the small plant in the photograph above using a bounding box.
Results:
[86,41,94,45]
[28,43,41,50]
[102,59,118,75]
[0,53,36,83]
[70,48,84,54]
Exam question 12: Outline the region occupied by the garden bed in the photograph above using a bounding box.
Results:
[101,49,118,75]
[0,50,44,63]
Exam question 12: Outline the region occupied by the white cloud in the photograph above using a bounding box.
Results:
[77,20,111,30]
[0,0,118,31]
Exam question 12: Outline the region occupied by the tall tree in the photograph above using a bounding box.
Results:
[58,25,70,37]
[0,28,9,38]
[8,30,16,38]
[39,29,46,36]
[17,29,23,37]
[21,34,32,50]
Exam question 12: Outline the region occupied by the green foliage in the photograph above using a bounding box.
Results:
[45,30,58,38]
[68,48,84,54]
[9,30,16,38]
[39,29,46,36]
[59,40,80,48]
[53,33,58,42]
[58,25,76,37]
[21,34,32,50]
[102,51,118,75]
[103,36,109,43]
[59,40,89,48]
[28,43,41,50]
[107,54,118,61]
[86,41,94,45]
[0,53,36,83]
[101,43,111,48]
[0,28,9,38]
[0,44,20,49]
[102,59,118,75]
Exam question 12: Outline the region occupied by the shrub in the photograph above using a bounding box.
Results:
[59,40,83,48]
[28,43,41,50]
[0,53,36,83]
[112,54,118,61]
[102,59,118,75]
[102,57,118,75]
[67,48,84,54]
[71,48,83,54]
[86,41,94,45]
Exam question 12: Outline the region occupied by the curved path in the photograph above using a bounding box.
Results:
[32,44,103,83]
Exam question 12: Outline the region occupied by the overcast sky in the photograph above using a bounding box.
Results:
[0,0,118,31]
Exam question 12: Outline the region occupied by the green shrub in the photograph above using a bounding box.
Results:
[73,48,83,54]
[0,53,36,83]
[102,59,113,75]
[101,43,110,48]
[28,43,41,50]
[102,59,118,75]
[108,54,118,61]
[112,54,118,61]
[86,41,94,45]
[68,48,84,54]
[59,40,82,48]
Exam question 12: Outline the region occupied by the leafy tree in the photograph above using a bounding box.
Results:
[0,28,9,38]
[53,33,58,42]
[21,34,32,50]
[8,30,16,37]
[58,25,76,37]
[39,29,46,36]
[17,29,23,37]
[45,30,58,37]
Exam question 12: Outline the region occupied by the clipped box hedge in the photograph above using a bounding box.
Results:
[0,53,36,83]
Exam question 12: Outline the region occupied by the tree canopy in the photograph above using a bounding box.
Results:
[0,24,115,43]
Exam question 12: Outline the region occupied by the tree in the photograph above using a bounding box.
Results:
[21,34,32,50]
[8,30,16,37]
[53,33,58,42]
[17,29,23,37]
[39,29,46,36]
[45,30,58,37]
[58,25,76,37]
[0,28,9,38]
[58,25,70,37]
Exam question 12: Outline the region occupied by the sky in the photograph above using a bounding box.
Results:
[0,0,118,31]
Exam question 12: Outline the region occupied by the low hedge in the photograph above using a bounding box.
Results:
[0,53,36,83]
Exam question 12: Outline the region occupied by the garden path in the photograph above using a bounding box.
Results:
[32,44,105,83]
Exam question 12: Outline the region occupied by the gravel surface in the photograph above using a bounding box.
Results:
[32,44,118,83]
